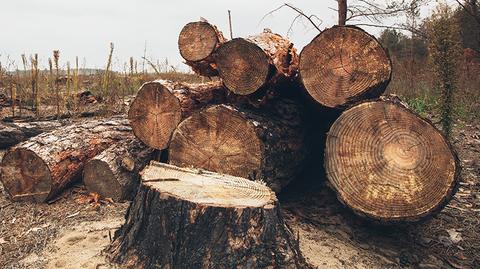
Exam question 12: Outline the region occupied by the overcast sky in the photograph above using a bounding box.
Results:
[0,0,442,72]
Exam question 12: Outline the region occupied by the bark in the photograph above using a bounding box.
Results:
[299,25,392,109]
[324,96,460,222]
[128,80,228,150]
[0,116,131,202]
[0,120,67,149]
[107,162,312,269]
[168,100,308,193]
[178,21,226,77]
[83,137,154,202]
[214,29,299,96]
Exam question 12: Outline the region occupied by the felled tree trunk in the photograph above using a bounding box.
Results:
[299,26,392,109]
[0,120,66,149]
[82,137,154,201]
[107,162,311,269]
[128,80,227,150]
[214,29,299,96]
[178,21,226,77]
[0,117,131,202]
[325,97,460,222]
[169,101,307,193]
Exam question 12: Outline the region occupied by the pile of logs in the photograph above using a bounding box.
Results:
[0,19,460,268]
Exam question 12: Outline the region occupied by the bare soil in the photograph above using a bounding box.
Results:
[0,120,478,269]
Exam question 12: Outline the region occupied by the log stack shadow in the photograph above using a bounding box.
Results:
[0,19,461,268]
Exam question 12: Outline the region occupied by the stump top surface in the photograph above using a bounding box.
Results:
[178,21,220,62]
[325,100,458,221]
[215,38,270,95]
[0,148,52,202]
[142,162,276,208]
[300,26,391,108]
[128,81,182,150]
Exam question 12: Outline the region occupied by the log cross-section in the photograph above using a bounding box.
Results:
[215,30,299,96]
[107,162,312,269]
[325,98,460,222]
[300,26,392,109]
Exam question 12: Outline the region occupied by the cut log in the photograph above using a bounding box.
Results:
[128,80,227,150]
[325,97,460,222]
[168,102,307,193]
[82,137,154,201]
[299,26,392,109]
[107,162,311,269]
[0,120,67,149]
[0,117,131,202]
[215,29,299,96]
[178,21,226,77]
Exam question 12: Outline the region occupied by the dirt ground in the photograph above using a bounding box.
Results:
[0,120,478,269]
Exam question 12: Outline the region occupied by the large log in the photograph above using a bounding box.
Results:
[299,26,392,109]
[178,21,226,77]
[82,137,154,201]
[128,80,227,150]
[325,97,460,222]
[0,120,66,149]
[107,162,311,269]
[168,101,307,193]
[0,117,131,202]
[214,29,299,96]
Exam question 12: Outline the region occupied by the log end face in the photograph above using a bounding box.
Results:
[215,38,270,95]
[128,82,182,150]
[169,105,263,182]
[83,159,122,201]
[300,26,392,108]
[325,100,459,222]
[179,21,219,62]
[0,148,52,202]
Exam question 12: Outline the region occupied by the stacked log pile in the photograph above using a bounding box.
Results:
[0,18,461,268]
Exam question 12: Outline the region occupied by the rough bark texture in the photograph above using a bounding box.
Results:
[0,120,67,149]
[128,80,227,150]
[325,96,461,222]
[107,162,311,269]
[169,101,307,193]
[0,116,131,202]
[299,25,392,109]
[83,136,154,202]
[338,0,347,25]
[178,21,226,77]
[215,29,299,96]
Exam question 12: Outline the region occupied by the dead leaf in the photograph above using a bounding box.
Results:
[446,229,463,244]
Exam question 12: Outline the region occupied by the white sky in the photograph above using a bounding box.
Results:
[0,0,445,72]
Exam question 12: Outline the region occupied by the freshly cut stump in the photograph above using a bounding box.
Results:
[0,117,131,202]
[128,80,227,150]
[169,103,307,193]
[215,29,298,95]
[300,26,392,108]
[83,137,154,201]
[325,99,460,222]
[178,21,226,77]
[107,162,311,269]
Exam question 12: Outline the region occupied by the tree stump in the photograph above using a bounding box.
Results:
[83,137,154,201]
[299,26,392,109]
[128,80,227,150]
[0,117,131,202]
[178,21,226,77]
[107,162,311,269]
[215,29,299,96]
[168,102,307,193]
[325,97,460,222]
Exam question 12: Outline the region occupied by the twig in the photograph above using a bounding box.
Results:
[228,10,233,39]
[261,3,322,33]
[142,57,160,75]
